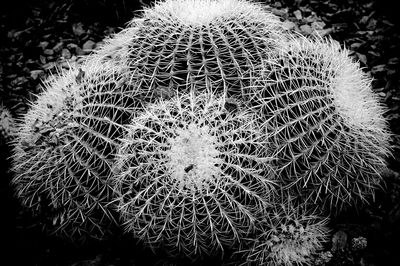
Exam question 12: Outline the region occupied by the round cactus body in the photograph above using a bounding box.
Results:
[11,61,136,240]
[91,0,285,99]
[241,197,329,266]
[113,92,276,257]
[246,36,392,210]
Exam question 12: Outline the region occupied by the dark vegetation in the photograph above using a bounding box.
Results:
[1,0,399,265]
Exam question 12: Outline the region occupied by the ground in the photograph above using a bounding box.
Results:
[0,0,399,265]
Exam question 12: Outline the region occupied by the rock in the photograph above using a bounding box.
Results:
[61,48,72,59]
[82,40,96,53]
[300,24,313,35]
[38,41,49,49]
[293,10,302,20]
[67,43,78,50]
[332,230,348,253]
[43,49,54,56]
[311,21,326,30]
[39,55,46,64]
[371,64,386,75]
[75,47,85,56]
[283,20,296,30]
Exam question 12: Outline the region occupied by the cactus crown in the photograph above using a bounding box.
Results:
[147,0,271,26]
[166,122,222,193]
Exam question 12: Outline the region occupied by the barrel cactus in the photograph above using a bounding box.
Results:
[246,36,392,210]
[11,61,136,240]
[0,104,16,143]
[239,197,329,266]
[91,0,285,98]
[112,91,276,257]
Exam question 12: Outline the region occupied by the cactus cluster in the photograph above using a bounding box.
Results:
[10,0,392,264]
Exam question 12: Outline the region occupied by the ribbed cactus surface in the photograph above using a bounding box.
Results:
[11,61,136,240]
[92,0,285,98]
[246,36,392,209]
[113,92,275,257]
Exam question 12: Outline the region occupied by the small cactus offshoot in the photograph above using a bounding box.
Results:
[11,61,136,240]
[240,197,329,266]
[113,91,276,258]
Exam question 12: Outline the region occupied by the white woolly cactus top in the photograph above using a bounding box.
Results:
[248,35,392,209]
[147,0,276,26]
[283,36,389,130]
[166,122,222,193]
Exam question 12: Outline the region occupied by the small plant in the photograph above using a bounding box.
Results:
[246,35,392,210]
[113,91,276,258]
[239,197,329,266]
[11,61,136,240]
